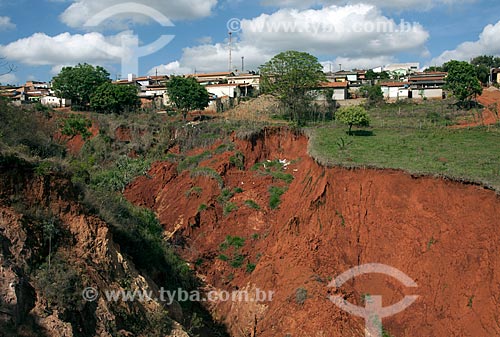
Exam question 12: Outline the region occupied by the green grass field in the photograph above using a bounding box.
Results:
[309,100,500,190]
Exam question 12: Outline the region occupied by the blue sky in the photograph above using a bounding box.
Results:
[1,0,500,85]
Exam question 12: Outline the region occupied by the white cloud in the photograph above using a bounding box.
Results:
[239,5,428,57]
[430,20,500,66]
[261,0,474,11]
[50,64,72,75]
[147,61,192,76]
[183,43,271,72]
[0,32,129,67]
[148,43,271,75]
[149,4,429,73]
[321,56,397,72]
[0,16,15,30]
[0,73,18,85]
[196,36,213,44]
[59,0,218,28]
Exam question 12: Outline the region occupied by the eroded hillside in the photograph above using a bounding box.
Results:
[126,128,500,337]
[0,156,189,337]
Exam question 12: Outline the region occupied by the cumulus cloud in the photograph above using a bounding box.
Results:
[0,16,15,31]
[148,43,270,75]
[59,0,218,28]
[321,56,396,72]
[0,32,129,68]
[240,5,428,57]
[147,61,192,76]
[430,20,500,66]
[261,0,474,11]
[149,4,429,73]
[196,36,213,44]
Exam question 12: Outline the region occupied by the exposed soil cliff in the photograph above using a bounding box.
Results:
[125,128,500,337]
[0,156,188,337]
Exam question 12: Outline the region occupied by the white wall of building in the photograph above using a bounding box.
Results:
[384,63,419,73]
[382,87,409,99]
[413,88,443,99]
[333,88,347,100]
[41,96,71,107]
[346,74,358,82]
[206,85,237,98]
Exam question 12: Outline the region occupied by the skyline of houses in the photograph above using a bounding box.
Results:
[1,62,496,110]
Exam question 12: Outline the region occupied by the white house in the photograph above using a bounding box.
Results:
[408,72,446,100]
[206,83,239,99]
[316,82,349,101]
[41,96,71,107]
[187,72,235,85]
[380,82,410,100]
[383,63,420,74]
[229,74,261,91]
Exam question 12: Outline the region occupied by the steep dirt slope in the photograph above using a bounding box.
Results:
[0,156,188,337]
[125,128,500,337]
[455,87,500,128]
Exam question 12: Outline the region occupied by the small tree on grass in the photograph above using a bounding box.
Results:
[336,106,370,135]
[166,76,210,120]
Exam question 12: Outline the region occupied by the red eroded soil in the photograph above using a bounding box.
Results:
[115,125,133,142]
[455,88,500,128]
[65,123,99,155]
[53,112,99,155]
[125,128,500,337]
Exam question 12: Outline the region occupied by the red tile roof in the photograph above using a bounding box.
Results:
[318,81,348,88]
[381,82,408,87]
[205,83,239,87]
[414,71,447,76]
[188,72,235,78]
[409,76,446,82]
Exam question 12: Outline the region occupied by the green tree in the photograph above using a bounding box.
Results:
[470,55,500,85]
[470,55,500,68]
[444,60,482,107]
[365,69,377,81]
[336,106,370,135]
[90,82,140,114]
[424,66,445,72]
[379,71,390,80]
[61,115,92,140]
[166,76,210,120]
[42,218,59,270]
[51,63,110,109]
[475,65,490,85]
[359,84,384,105]
[365,70,390,81]
[259,50,326,124]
